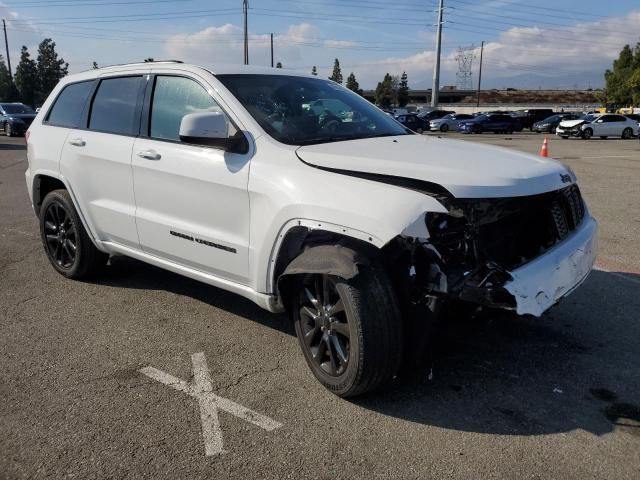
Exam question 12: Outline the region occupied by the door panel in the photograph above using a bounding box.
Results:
[60,130,138,247]
[59,75,144,248]
[132,139,251,283]
[132,74,251,283]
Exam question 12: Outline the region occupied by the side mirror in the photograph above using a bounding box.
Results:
[179,111,248,153]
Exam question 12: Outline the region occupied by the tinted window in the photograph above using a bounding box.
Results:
[89,76,142,135]
[150,76,222,141]
[609,115,626,122]
[47,81,94,128]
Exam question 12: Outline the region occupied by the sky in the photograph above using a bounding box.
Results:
[1,0,639,90]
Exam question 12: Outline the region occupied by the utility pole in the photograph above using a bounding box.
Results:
[431,0,444,108]
[270,33,274,68]
[2,19,11,78]
[243,0,249,65]
[476,41,484,108]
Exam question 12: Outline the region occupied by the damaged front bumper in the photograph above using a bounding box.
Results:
[503,214,597,316]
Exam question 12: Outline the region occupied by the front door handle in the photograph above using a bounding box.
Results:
[68,138,86,147]
[137,150,161,160]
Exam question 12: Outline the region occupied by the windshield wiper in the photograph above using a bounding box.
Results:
[297,132,406,146]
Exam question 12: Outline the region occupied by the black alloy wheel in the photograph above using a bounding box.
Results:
[622,128,633,139]
[297,275,351,377]
[39,189,108,279]
[43,201,77,270]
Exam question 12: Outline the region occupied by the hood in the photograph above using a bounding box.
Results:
[296,135,573,199]
[559,119,586,128]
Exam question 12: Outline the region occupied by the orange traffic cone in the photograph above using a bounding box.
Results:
[539,135,549,157]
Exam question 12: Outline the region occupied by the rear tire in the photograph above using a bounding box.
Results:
[39,189,108,279]
[292,267,403,397]
[622,128,633,139]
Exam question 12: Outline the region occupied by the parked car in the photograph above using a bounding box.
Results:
[510,109,554,131]
[532,113,581,134]
[25,62,597,397]
[457,113,518,134]
[0,102,37,137]
[429,113,474,132]
[557,113,638,139]
[395,113,430,133]
[416,109,455,121]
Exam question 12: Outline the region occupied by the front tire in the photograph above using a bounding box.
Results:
[582,128,593,140]
[440,123,449,132]
[39,189,108,279]
[292,268,403,397]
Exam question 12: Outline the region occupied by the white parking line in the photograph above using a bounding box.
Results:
[140,352,282,456]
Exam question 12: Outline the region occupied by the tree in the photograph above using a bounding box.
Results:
[92,61,99,69]
[397,71,409,107]
[604,43,640,107]
[374,73,395,108]
[0,54,15,101]
[311,65,317,76]
[345,72,362,95]
[276,61,283,68]
[14,46,38,107]
[328,58,342,84]
[36,38,68,105]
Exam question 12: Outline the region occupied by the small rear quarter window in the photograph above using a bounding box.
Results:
[46,81,94,128]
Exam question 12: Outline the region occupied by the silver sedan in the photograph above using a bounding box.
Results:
[429,113,475,132]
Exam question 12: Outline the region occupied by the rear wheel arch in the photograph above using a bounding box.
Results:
[33,174,67,217]
[32,174,104,252]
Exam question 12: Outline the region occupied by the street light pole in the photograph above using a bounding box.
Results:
[476,41,484,108]
[431,0,444,108]
[2,19,12,78]
[243,0,249,65]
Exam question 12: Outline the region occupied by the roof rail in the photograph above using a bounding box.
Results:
[88,59,184,71]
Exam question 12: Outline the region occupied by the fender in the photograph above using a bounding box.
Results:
[31,170,108,253]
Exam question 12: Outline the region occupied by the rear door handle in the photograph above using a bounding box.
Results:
[68,138,86,147]
[137,150,161,160]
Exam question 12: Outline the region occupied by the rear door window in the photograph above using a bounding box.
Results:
[89,76,143,135]
[46,81,94,128]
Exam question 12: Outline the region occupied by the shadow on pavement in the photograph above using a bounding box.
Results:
[92,257,640,438]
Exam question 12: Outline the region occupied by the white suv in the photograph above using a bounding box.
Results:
[25,62,598,397]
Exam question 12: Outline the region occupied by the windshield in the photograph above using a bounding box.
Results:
[581,114,598,122]
[216,74,409,145]
[2,104,35,114]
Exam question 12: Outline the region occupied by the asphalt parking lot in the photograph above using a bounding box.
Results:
[1,133,639,479]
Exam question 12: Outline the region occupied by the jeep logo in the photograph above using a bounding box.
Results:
[560,173,572,183]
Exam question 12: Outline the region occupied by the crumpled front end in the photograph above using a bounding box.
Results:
[385,184,597,317]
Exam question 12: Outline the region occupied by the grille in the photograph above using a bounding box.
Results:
[456,185,586,270]
[23,117,34,127]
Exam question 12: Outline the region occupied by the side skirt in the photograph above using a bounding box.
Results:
[101,241,284,313]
